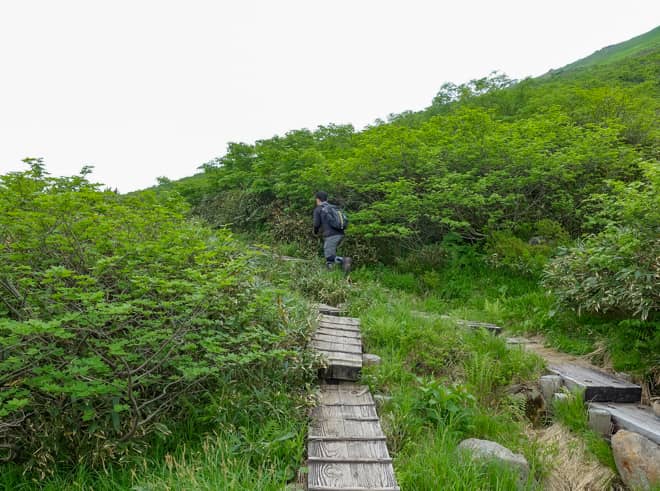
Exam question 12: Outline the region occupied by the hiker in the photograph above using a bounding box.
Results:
[313,191,351,272]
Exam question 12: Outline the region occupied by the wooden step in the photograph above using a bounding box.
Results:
[590,402,660,445]
[319,314,361,326]
[308,384,399,491]
[318,303,346,316]
[312,316,363,381]
[548,363,642,403]
[456,319,502,335]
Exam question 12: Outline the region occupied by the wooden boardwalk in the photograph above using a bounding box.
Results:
[308,308,399,491]
[312,314,363,381]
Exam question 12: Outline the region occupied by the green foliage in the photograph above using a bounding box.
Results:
[552,391,617,470]
[485,232,552,276]
[301,265,548,488]
[0,163,315,474]
[413,377,476,432]
[183,42,658,262]
[543,163,660,320]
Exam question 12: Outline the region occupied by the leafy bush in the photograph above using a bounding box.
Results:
[413,377,476,432]
[486,231,552,276]
[543,163,659,320]
[0,162,314,473]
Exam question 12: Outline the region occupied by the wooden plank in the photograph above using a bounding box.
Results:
[319,315,360,326]
[311,405,379,420]
[309,439,391,460]
[309,457,393,464]
[320,364,361,381]
[308,384,399,491]
[308,436,388,442]
[314,333,362,346]
[457,319,503,335]
[309,488,399,491]
[308,462,398,489]
[590,402,660,445]
[548,363,642,403]
[318,351,362,364]
[316,327,362,339]
[318,385,374,406]
[318,323,362,333]
[317,303,346,316]
[312,340,362,355]
[312,316,363,381]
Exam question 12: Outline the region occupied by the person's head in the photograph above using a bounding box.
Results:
[315,191,328,206]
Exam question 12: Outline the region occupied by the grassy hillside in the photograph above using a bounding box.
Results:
[2,28,658,490]
[171,28,658,377]
[551,25,660,73]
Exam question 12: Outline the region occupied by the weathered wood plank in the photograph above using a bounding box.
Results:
[548,363,642,403]
[308,383,399,491]
[309,440,391,460]
[317,303,346,316]
[314,333,362,346]
[318,351,363,364]
[590,402,660,445]
[309,487,400,491]
[318,385,373,405]
[318,323,362,334]
[319,365,361,381]
[308,457,393,464]
[311,404,379,420]
[309,462,398,489]
[456,319,503,335]
[309,417,385,439]
[312,340,362,355]
[319,314,361,326]
[312,314,363,381]
[316,327,362,339]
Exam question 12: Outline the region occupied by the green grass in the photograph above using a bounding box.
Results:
[275,250,647,488]
[276,259,550,488]
[552,391,617,471]
[554,25,660,72]
[1,382,310,491]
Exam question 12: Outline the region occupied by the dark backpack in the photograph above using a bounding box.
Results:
[322,203,348,231]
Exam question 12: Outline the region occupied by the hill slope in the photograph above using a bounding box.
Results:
[551,25,660,74]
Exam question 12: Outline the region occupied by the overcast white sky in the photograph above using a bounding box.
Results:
[1,1,658,191]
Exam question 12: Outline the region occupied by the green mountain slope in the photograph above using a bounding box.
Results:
[551,25,660,74]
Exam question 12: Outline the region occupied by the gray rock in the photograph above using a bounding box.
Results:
[651,398,660,419]
[457,438,529,482]
[612,430,660,490]
[588,407,612,437]
[373,394,392,404]
[552,392,569,406]
[540,375,562,403]
[362,353,381,366]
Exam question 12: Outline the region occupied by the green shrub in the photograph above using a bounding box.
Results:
[486,231,552,276]
[543,163,659,320]
[0,163,314,473]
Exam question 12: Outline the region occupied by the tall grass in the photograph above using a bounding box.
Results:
[552,391,617,471]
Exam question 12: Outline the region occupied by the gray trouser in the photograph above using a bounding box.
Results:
[323,234,344,263]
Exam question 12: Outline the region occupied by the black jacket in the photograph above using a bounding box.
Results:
[313,202,344,238]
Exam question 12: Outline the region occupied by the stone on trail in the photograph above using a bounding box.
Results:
[362,353,382,366]
[588,407,612,437]
[539,374,562,403]
[457,438,529,482]
[611,430,660,490]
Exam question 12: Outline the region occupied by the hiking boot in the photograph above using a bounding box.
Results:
[342,257,352,273]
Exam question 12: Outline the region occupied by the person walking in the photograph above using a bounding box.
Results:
[313,191,351,272]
